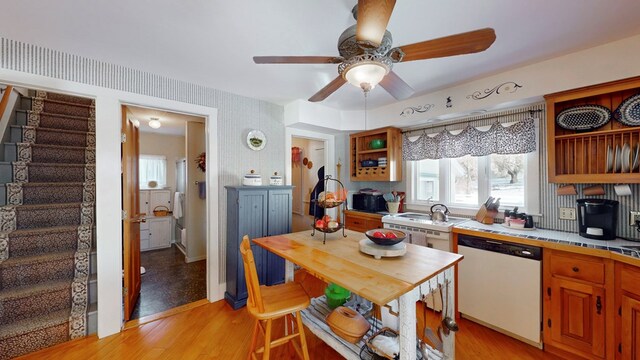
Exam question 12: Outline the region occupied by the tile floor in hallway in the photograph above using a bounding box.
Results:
[130,245,206,319]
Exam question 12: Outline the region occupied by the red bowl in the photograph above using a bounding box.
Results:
[365,229,406,246]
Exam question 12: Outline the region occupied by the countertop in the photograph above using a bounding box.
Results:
[453,220,640,265]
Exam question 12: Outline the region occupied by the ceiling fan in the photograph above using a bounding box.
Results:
[253,0,496,103]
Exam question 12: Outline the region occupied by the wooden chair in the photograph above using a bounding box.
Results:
[240,236,311,360]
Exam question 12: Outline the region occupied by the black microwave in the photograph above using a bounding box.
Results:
[352,193,386,213]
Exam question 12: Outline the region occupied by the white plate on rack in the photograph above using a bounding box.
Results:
[622,143,631,172]
[615,145,622,172]
[633,144,640,171]
[606,145,613,172]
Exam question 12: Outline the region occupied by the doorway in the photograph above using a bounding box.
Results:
[291,137,327,231]
[122,104,207,321]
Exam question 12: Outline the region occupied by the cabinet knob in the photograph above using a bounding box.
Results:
[596,296,602,315]
[572,266,579,272]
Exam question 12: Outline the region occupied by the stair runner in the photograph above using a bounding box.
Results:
[0,90,95,359]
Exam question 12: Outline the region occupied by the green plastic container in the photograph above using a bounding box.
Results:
[325,283,351,309]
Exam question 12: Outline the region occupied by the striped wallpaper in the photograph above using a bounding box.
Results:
[0,37,286,282]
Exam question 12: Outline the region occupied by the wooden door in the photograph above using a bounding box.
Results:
[122,106,143,321]
[622,294,640,359]
[550,277,606,358]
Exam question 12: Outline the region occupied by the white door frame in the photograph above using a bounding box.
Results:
[0,69,221,338]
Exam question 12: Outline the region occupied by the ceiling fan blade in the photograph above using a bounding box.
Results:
[308,76,347,102]
[379,71,414,100]
[399,28,496,62]
[356,0,396,48]
[253,56,342,64]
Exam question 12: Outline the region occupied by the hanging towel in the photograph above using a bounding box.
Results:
[180,228,187,247]
[198,181,206,199]
[173,192,183,219]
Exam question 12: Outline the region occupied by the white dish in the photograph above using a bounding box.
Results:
[606,145,613,172]
[622,143,631,172]
[247,130,266,151]
[633,144,640,171]
[615,145,621,172]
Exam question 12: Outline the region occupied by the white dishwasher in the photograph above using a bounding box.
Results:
[457,234,543,348]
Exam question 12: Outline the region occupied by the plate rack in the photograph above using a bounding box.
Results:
[546,76,640,183]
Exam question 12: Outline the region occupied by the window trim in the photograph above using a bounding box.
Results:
[406,121,540,216]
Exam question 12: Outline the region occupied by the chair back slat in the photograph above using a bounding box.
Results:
[240,236,265,313]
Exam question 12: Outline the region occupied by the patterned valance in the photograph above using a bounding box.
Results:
[402,118,536,161]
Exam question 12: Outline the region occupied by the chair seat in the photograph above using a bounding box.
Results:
[248,282,310,320]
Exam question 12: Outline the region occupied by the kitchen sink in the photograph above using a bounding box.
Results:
[395,213,431,220]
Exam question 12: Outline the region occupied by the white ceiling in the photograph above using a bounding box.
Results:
[2,1,640,111]
[126,105,203,136]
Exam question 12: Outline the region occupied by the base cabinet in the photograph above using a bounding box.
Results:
[140,216,172,251]
[344,210,382,233]
[224,186,292,309]
[544,249,611,359]
[616,262,640,359]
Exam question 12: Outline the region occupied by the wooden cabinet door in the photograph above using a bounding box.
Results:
[148,217,171,249]
[622,294,640,360]
[550,277,606,358]
[139,190,149,216]
[149,190,171,212]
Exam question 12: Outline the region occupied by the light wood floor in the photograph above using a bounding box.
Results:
[20,271,562,360]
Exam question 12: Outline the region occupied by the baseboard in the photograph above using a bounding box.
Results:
[185,254,205,263]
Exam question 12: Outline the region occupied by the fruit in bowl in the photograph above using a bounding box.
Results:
[365,229,405,246]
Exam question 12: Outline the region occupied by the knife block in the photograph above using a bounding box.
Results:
[475,205,498,224]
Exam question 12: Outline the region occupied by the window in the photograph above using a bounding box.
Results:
[139,154,167,188]
[408,151,538,214]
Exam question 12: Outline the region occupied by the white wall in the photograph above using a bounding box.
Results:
[138,132,185,192]
[284,33,640,131]
[185,122,206,262]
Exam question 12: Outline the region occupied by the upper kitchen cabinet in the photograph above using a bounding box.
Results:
[545,76,640,183]
[350,126,402,182]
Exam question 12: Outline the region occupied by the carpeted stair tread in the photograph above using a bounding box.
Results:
[11,125,94,136]
[0,278,70,302]
[9,182,93,206]
[11,125,94,147]
[25,96,94,110]
[8,142,95,164]
[6,225,88,258]
[8,225,80,236]
[0,280,72,325]
[0,250,76,289]
[31,91,94,106]
[0,307,69,340]
[6,162,94,183]
[26,97,94,118]
[12,202,86,210]
[18,110,94,132]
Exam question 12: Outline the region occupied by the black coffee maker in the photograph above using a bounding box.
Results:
[577,199,618,240]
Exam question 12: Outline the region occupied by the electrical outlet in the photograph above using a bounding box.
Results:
[559,207,576,220]
[629,211,640,226]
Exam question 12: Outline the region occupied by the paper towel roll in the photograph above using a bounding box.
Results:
[614,184,632,196]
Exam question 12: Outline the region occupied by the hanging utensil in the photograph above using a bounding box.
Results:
[441,280,459,336]
[422,281,443,352]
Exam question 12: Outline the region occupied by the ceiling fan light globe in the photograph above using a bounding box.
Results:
[344,62,388,90]
[148,119,162,129]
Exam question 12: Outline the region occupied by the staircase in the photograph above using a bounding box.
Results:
[0,90,96,359]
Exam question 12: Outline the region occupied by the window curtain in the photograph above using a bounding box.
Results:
[403,115,538,161]
[139,154,167,187]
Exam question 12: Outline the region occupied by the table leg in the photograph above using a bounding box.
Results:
[399,287,419,360]
[285,260,294,283]
[442,267,455,359]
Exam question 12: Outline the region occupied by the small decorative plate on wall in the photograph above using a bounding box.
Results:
[247,130,266,151]
[555,104,611,130]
